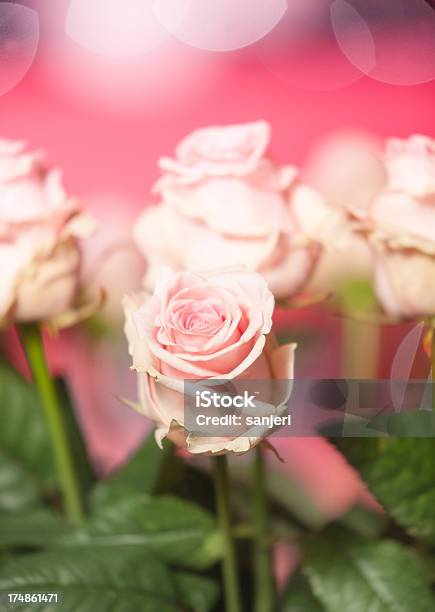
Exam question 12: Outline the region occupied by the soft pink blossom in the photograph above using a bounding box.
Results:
[360,136,435,255]
[305,130,385,214]
[124,268,296,454]
[135,122,329,299]
[373,247,435,318]
[352,135,435,317]
[385,135,435,198]
[0,140,93,325]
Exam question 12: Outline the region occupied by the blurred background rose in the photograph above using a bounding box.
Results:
[134,121,327,298]
[348,136,435,318]
[1,2,434,582]
[304,130,384,291]
[0,139,93,325]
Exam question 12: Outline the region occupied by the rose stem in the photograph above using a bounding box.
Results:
[253,445,275,612]
[341,312,380,379]
[432,320,435,412]
[18,323,84,525]
[212,455,242,612]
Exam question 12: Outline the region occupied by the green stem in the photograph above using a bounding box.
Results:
[432,322,435,412]
[340,280,380,379]
[18,323,84,525]
[341,316,380,379]
[212,455,242,612]
[253,446,275,612]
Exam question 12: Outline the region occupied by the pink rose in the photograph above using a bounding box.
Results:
[134,121,329,299]
[358,136,435,253]
[0,139,93,325]
[385,135,435,199]
[352,135,435,317]
[304,131,385,288]
[373,248,435,318]
[124,268,296,454]
[306,130,385,214]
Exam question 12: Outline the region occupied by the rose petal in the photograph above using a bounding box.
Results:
[374,246,435,318]
[386,135,435,197]
[371,191,435,248]
[159,121,271,181]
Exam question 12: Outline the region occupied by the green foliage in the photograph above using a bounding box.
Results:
[0,361,55,512]
[338,504,388,539]
[57,494,222,569]
[335,438,435,544]
[91,434,170,508]
[0,363,221,610]
[174,572,220,612]
[0,549,214,611]
[55,378,95,502]
[280,573,325,611]
[0,509,69,548]
[3,350,435,611]
[303,530,435,612]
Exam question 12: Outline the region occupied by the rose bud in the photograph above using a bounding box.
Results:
[134,121,331,299]
[352,135,435,318]
[0,139,94,326]
[123,268,296,455]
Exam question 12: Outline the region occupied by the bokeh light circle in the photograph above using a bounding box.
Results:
[256,0,368,91]
[44,31,222,116]
[152,0,288,52]
[66,0,169,58]
[0,3,39,96]
[331,0,435,85]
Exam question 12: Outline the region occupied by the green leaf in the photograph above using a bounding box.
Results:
[335,438,435,544]
[0,549,184,611]
[303,531,435,612]
[231,463,327,529]
[91,433,170,508]
[367,410,435,437]
[338,504,388,539]
[56,495,222,569]
[174,572,219,612]
[0,457,40,514]
[0,361,54,512]
[55,378,95,502]
[280,572,325,611]
[0,509,69,548]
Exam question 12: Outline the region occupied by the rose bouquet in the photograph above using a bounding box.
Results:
[0,126,434,612]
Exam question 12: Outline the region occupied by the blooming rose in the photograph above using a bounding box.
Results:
[303,131,385,289]
[306,130,385,214]
[351,135,435,318]
[0,139,93,325]
[134,121,330,299]
[373,248,435,318]
[124,268,296,455]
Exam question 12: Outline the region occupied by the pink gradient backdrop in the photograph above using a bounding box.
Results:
[1,2,434,534]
